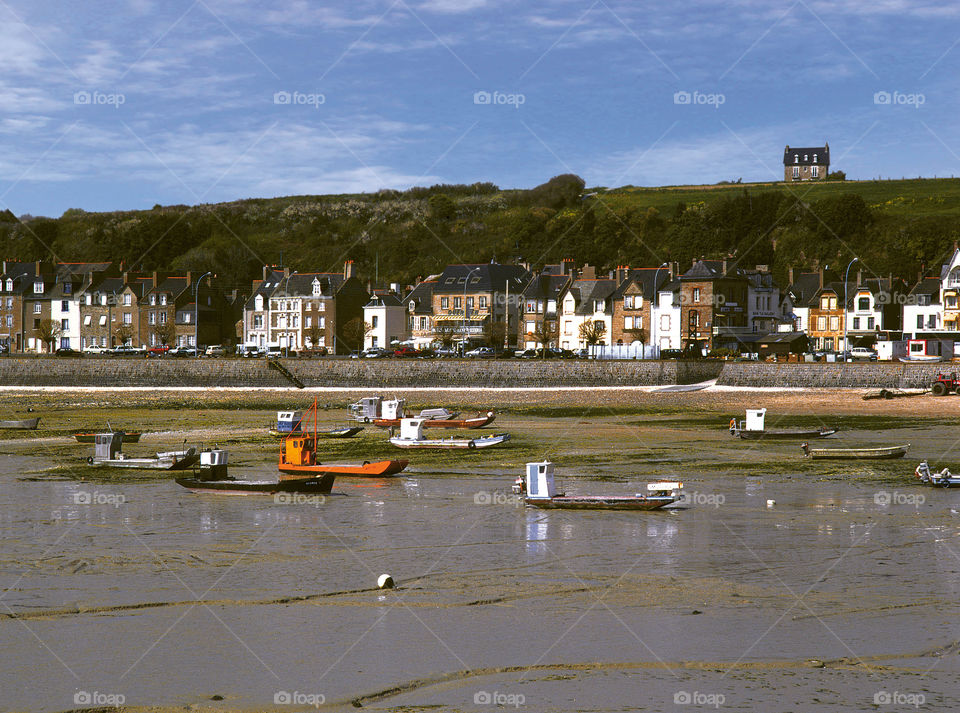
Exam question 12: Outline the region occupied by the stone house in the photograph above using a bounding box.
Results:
[558,265,617,349]
[610,265,676,347]
[679,260,748,353]
[518,262,573,349]
[783,143,829,181]
[403,277,437,347]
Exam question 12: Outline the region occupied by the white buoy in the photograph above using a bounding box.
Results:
[766,499,776,508]
[377,574,394,589]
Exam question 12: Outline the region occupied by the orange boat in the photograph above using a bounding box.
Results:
[278,399,408,480]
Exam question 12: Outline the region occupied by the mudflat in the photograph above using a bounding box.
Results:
[0,387,957,712]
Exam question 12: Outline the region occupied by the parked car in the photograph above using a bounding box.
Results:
[110,345,143,356]
[168,346,198,357]
[265,346,284,358]
[659,349,683,360]
[55,347,81,357]
[433,346,458,357]
[239,345,263,358]
[393,346,419,358]
[465,346,496,358]
[147,346,170,357]
[204,345,226,357]
[849,347,878,361]
[82,344,108,355]
[352,347,390,359]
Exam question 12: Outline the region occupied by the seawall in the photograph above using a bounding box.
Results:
[715,362,947,389]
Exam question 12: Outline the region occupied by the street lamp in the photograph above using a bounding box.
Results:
[843,257,859,361]
[652,262,668,358]
[195,271,213,358]
[462,266,481,352]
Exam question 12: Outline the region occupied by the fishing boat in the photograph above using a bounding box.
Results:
[915,460,960,487]
[73,431,141,443]
[801,442,910,460]
[350,396,495,429]
[86,431,199,470]
[176,449,336,495]
[729,408,837,440]
[0,417,40,430]
[278,399,408,479]
[388,418,510,450]
[512,461,683,510]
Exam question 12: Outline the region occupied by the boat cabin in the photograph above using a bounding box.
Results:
[275,411,303,433]
[744,408,766,432]
[382,398,405,420]
[94,432,124,460]
[398,418,426,441]
[349,396,383,421]
[281,435,317,466]
[525,461,560,499]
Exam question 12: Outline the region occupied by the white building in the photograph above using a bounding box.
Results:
[558,272,616,349]
[363,294,407,349]
[651,284,681,351]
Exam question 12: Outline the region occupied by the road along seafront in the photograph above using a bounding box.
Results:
[0,386,957,711]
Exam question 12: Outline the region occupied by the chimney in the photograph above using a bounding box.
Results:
[185,271,192,287]
[788,268,795,285]
[344,260,354,279]
[616,265,630,284]
[263,265,270,281]
[123,271,129,284]
[35,260,41,277]
[671,261,679,279]
[152,271,159,288]
[283,267,290,279]
[561,258,574,276]
[580,264,596,280]
[856,269,862,287]
[722,259,728,276]
[818,267,825,289]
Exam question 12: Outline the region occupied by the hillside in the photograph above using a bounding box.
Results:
[2,175,959,293]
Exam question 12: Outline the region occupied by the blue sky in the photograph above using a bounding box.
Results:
[1,0,959,216]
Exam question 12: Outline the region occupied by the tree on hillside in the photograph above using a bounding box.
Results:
[578,320,607,347]
[36,319,62,353]
[526,320,557,355]
[482,319,507,351]
[527,174,586,209]
[114,324,134,346]
[306,321,324,350]
[428,193,456,221]
[826,170,846,181]
[341,318,372,353]
[434,325,456,349]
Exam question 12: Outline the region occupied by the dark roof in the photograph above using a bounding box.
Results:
[521,271,570,300]
[432,263,530,295]
[612,267,673,300]
[403,278,437,315]
[565,278,617,315]
[244,269,284,310]
[365,294,402,308]
[277,272,345,298]
[681,260,747,281]
[940,248,960,281]
[908,277,941,303]
[787,273,822,304]
[783,144,829,166]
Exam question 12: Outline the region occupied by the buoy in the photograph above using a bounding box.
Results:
[766,499,776,508]
[377,574,394,589]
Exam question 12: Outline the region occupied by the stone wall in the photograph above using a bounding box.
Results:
[716,362,948,388]
[0,357,723,388]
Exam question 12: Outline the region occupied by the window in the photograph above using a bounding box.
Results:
[33,318,40,328]
[63,283,72,295]
[811,166,819,178]
[122,312,131,325]
[100,294,107,306]
[526,300,536,313]
[5,316,11,327]
[33,304,41,314]
[441,297,449,310]
[466,297,474,311]
[159,312,166,324]
[150,294,156,306]
[868,317,875,330]
[253,315,263,329]
[4,279,11,290]
[61,300,69,311]
[624,296,633,310]
[317,301,324,312]
[792,166,800,178]
[525,321,535,333]
[918,295,930,306]
[688,312,699,329]
[61,318,68,331]
[478,296,487,309]
[419,317,427,330]
[693,288,700,303]
[917,315,924,329]
[564,321,572,335]
[453,297,461,309]
[372,316,379,328]
[853,317,860,330]
[794,154,799,163]
[33,281,43,293]
[83,315,91,326]
[183,312,191,324]
[594,299,604,312]
[148,312,156,325]
[858,297,869,311]
[160,294,167,305]
[5,298,11,308]
[99,315,106,326]
[624,316,633,329]
[123,294,131,306]
[829,316,839,331]
[817,316,827,331]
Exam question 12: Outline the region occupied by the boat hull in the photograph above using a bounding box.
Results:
[90,449,199,470]
[373,412,495,429]
[74,432,141,443]
[278,459,408,479]
[738,428,837,440]
[525,495,676,511]
[0,417,40,430]
[270,426,363,438]
[176,473,335,495]
[805,445,909,460]
[389,434,510,449]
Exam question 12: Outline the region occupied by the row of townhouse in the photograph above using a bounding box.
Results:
[0,260,239,352]
[240,261,369,354]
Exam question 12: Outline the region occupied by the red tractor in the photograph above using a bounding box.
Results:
[931,372,960,396]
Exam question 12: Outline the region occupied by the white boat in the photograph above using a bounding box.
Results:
[915,460,960,487]
[513,461,683,510]
[86,432,199,470]
[388,418,510,450]
[898,355,943,363]
[729,408,837,440]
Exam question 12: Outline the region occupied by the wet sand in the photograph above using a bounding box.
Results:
[1,388,959,712]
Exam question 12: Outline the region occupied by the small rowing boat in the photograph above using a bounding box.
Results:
[74,431,141,443]
[729,408,837,440]
[388,418,510,450]
[86,431,199,470]
[350,396,495,429]
[801,442,910,460]
[513,461,683,511]
[0,417,40,430]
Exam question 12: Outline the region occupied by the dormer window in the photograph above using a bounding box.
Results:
[150,294,156,306]
[33,281,43,293]
[312,278,322,297]
[794,154,799,163]
[63,282,72,295]
[409,301,415,312]
[160,294,167,305]
[813,154,817,163]
[803,154,808,161]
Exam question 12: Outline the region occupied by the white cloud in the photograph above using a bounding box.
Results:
[418,0,492,13]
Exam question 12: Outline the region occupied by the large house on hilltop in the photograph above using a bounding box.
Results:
[783,143,829,182]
